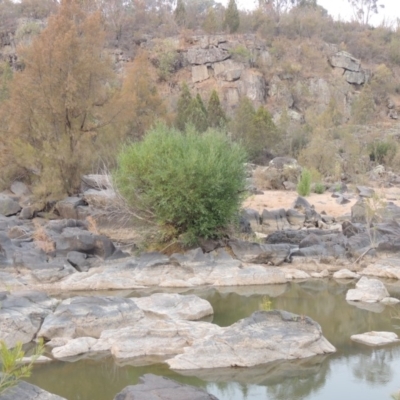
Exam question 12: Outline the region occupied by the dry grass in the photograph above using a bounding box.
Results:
[32,220,55,253]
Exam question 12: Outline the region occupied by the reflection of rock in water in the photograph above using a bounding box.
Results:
[216,283,289,297]
[347,301,386,314]
[352,349,396,384]
[298,279,329,293]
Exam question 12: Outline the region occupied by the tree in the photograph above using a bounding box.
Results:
[348,0,385,25]
[114,123,247,245]
[223,0,240,33]
[175,82,192,131]
[3,0,118,200]
[203,6,218,34]
[207,90,227,128]
[117,51,166,140]
[258,0,298,21]
[186,94,209,133]
[174,0,186,27]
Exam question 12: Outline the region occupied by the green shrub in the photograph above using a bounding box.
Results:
[114,124,247,245]
[368,140,396,164]
[313,182,325,194]
[297,168,311,196]
[0,340,44,394]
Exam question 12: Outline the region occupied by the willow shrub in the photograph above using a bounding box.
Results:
[114,124,247,245]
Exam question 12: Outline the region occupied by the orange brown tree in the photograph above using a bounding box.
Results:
[3,0,119,200]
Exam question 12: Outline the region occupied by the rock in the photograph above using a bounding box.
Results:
[132,293,213,321]
[186,47,230,65]
[113,374,219,400]
[229,240,290,265]
[20,206,35,219]
[328,182,347,193]
[166,310,335,369]
[342,221,362,238]
[0,291,58,348]
[351,331,400,346]
[259,158,301,189]
[38,296,145,340]
[0,381,66,400]
[336,195,351,205]
[10,181,31,197]
[191,65,209,83]
[262,208,291,233]
[286,209,305,227]
[329,51,361,72]
[67,251,90,272]
[361,262,400,279]
[346,276,389,303]
[281,268,311,280]
[291,196,312,212]
[0,194,21,216]
[344,69,366,85]
[356,186,375,198]
[241,208,260,232]
[7,225,30,239]
[83,188,116,208]
[351,198,367,224]
[333,269,360,279]
[381,297,400,305]
[81,174,110,191]
[299,233,322,248]
[52,336,98,359]
[238,69,266,103]
[213,59,243,81]
[55,197,86,220]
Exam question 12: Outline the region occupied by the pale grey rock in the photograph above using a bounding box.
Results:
[192,65,209,83]
[81,174,110,191]
[83,188,116,208]
[55,197,86,220]
[0,382,66,400]
[344,69,366,85]
[351,331,400,346]
[381,297,400,305]
[113,374,219,400]
[0,291,58,348]
[362,263,400,279]
[261,208,292,233]
[333,269,360,279]
[92,319,221,361]
[346,276,389,303]
[356,185,375,198]
[10,181,31,197]
[186,47,230,65]
[238,69,266,103]
[329,51,361,71]
[310,270,330,278]
[268,75,294,108]
[52,337,98,359]
[38,296,145,340]
[132,293,213,321]
[280,268,311,280]
[213,59,243,81]
[167,311,335,370]
[0,194,21,216]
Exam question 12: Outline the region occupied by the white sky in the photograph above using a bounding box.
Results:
[219,0,400,27]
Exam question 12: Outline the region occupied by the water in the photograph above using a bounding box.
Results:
[26,280,400,400]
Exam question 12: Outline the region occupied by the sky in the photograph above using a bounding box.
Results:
[218,0,400,27]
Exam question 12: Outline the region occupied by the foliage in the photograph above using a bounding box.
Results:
[368,140,397,164]
[2,0,118,200]
[0,340,44,394]
[0,62,12,103]
[117,51,166,140]
[113,124,247,245]
[175,82,192,131]
[229,45,252,63]
[347,0,384,25]
[207,90,227,128]
[153,39,179,82]
[186,94,209,133]
[15,20,42,42]
[174,0,186,27]
[259,296,273,311]
[297,168,311,196]
[351,86,375,124]
[313,182,325,194]
[202,7,218,34]
[223,0,240,33]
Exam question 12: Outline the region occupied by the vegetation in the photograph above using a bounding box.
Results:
[114,124,247,245]
[0,340,44,394]
[224,0,240,33]
[297,168,312,196]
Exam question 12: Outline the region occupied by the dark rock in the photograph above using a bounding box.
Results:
[229,240,290,265]
[342,221,363,238]
[241,208,261,231]
[114,374,219,400]
[198,238,222,253]
[351,198,367,224]
[0,381,66,400]
[55,197,87,220]
[291,196,312,211]
[299,233,322,248]
[46,219,88,234]
[67,251,89,272]
[336,195,351,205]
[262,208,291,231]
[0,194,21,216]
[286,209,305,226]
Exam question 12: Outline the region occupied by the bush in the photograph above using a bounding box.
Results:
[297,168,311,196]
[114,124,247,245]
[313,182,325,194]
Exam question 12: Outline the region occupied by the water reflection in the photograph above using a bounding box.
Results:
[27,280,400,400]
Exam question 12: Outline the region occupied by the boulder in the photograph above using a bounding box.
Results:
[166,310,335,369]
[81,174,110,191]
[113,374,219,400]
[351,198,367,224]
[186,47,230,65]
[262,208,291,233]
[361,262,400,280]
[346,276,389,303]
[132,293,213,321]
[241,208,260,232]
[191,65,209,83]
[213,59,243,81]
[351,331,400,346]
[356,186,375,198]
[286,209,305,227]
[0,382,66,400]
[0,194,21,216]
[329,51,361,72]
[55,197,86,220]
[52,336,98,359]
[0,291,58,348]
[10,181,31,197]
[38,296,145,340]
[229,240,290,265]
[333,269,360,279]
[344,69,366,85]
[67,251,91,272]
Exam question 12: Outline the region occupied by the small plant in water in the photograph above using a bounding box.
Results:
[297,168,311,196]
[259,296,273,311]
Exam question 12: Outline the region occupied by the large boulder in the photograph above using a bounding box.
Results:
[0,382,66,400]
[166,310,335,369]
[351,331,400,346]
[0,194,21,216]
[113,374,219,400]
[213,59,243,81]
[261,208,291,233]
[38,296,145,340]
[329,51,361,72]
[346,276,389,303]
[55,197,86,220]
[0,291,58,347]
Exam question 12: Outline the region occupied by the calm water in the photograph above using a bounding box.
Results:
[26,280,400,400]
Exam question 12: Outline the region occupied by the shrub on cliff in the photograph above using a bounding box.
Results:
[114,124,247,245]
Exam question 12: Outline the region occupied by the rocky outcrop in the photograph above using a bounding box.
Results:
[166,310,335,369]
[0,382,66,400]
[113,374,219,400]
[0,290,58,348]
[351,331,400,346]
[328,51,369,85]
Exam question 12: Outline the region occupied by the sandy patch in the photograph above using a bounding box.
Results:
[243,187,400,218]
